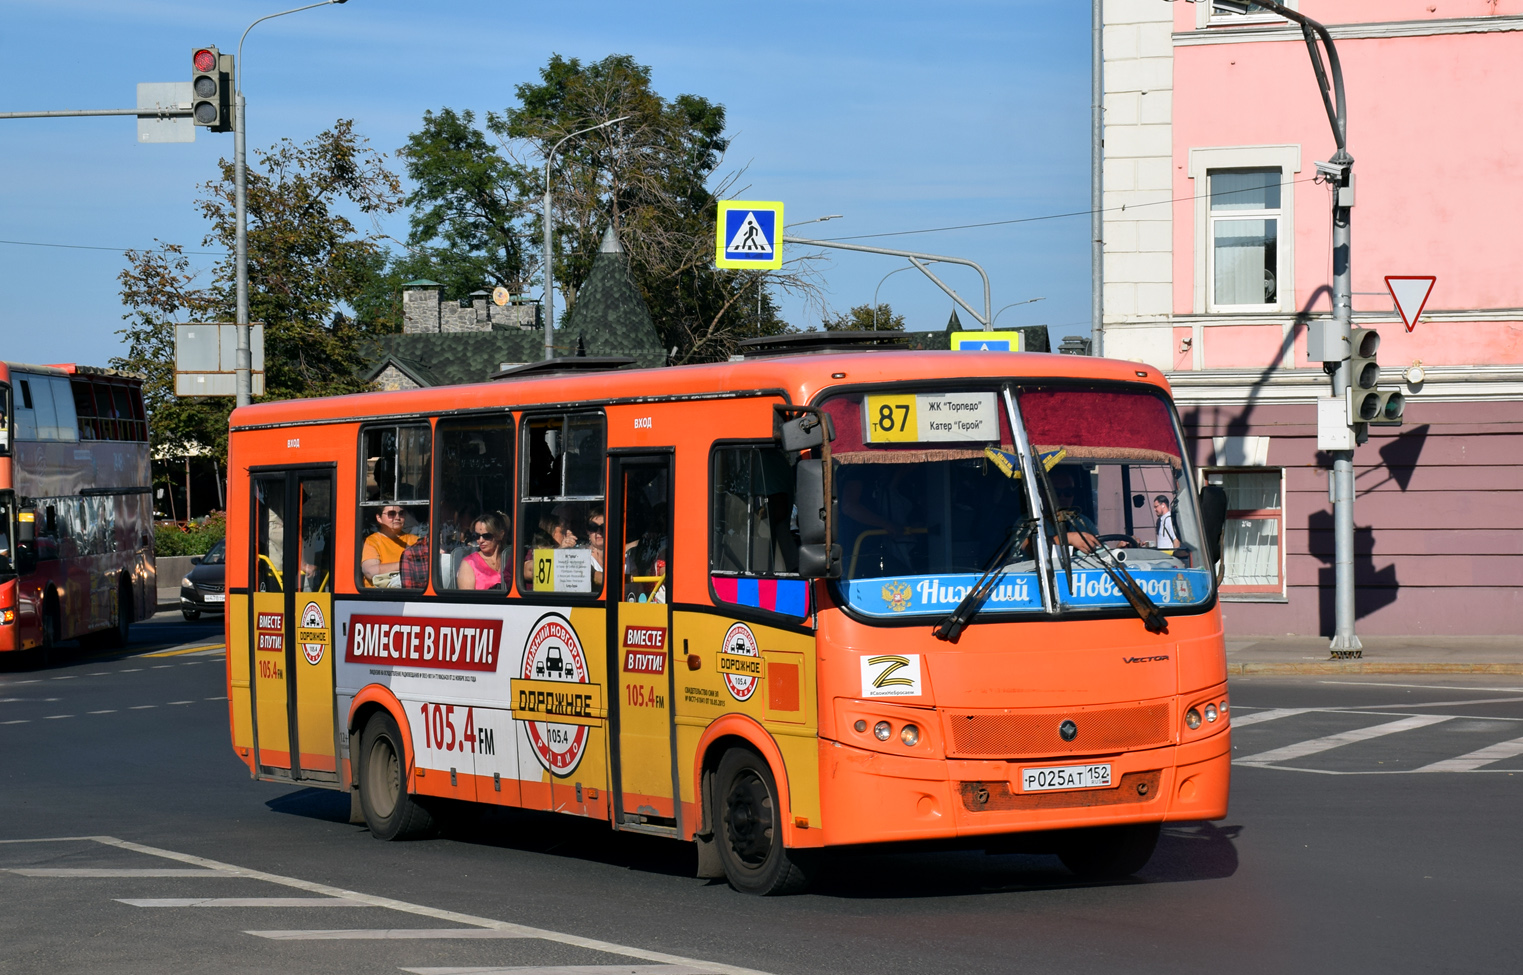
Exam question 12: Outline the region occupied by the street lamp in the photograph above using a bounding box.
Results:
[541,116,630,361]
[233,0,348,409]
[872,265,917,330]
[993,297,1046,324]
[784,214,843,229]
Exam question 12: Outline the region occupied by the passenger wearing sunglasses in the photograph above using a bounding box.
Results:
[457,511,509,591]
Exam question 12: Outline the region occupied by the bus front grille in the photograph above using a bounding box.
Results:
[944,703,1172,758]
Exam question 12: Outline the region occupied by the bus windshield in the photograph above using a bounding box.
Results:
[821,384,1214,620]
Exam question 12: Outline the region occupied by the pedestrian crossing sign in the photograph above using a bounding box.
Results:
[951,330,1025,352]
[715,200,784,269]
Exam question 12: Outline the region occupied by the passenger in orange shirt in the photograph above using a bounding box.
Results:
[361,505,418,588]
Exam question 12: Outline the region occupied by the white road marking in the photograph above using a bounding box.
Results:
[4,836,776,975]
[248,929,536,940]
[204,696,227,701]
[89,710,117,715]
[119,897,372,908]
[2,719,30,725]
[1235,714,1455,765]
[1229,707,1314,727]
[129,705,156,710]
[1341,696,1523,711]
[151,665,171,670]
[121,668,142,672]
[1416,735,1523,773]
[51,675,76,680]
[402,967,713,974]
[43,715,73,720]
[1318,681,1523,693]
[87,672,109,676]
[168,701,194,705]
[9,868,238,877]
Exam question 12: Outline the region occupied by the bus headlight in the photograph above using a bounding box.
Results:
[1205,704,1219,723]
[873,720,892,741]
[1185,707,1202,730]
[899,724,920,747]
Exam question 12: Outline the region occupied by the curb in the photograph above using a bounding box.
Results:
[1230,661,1523,676]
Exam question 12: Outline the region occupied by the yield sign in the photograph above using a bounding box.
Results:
[1385,276,1435,332]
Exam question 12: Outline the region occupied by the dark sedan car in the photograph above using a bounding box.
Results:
[180,538,226,620]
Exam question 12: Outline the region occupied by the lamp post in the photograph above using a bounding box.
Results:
[541,116,630,361]
[233,0,348,410]
[993,296,1046,324]
[872,266,916,330]
[1184,0,1358,654]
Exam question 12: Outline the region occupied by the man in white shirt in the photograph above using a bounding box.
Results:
[1153,495,1179,549]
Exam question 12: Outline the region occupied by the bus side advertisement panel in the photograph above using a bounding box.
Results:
[333,601,610,819]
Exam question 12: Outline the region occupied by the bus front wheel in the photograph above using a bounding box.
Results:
[1057,822,1161,880]
[713,747,816,895]
[357,711,435,841]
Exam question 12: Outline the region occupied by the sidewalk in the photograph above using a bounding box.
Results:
[1228,635,1523,676]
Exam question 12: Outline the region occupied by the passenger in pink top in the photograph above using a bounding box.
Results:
[456,512,508,591]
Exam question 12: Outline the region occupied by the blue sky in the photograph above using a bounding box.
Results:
[1,0,1093,366]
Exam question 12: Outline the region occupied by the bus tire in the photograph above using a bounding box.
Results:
[1057,822,1161,881]
[357,711,435,841]
[713,747,816,895]
[102,579,133,648]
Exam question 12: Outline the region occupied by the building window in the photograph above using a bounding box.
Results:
[710,444,807,617]
[1209,168,1281,310]
[1206,469,1284,594]
[1199,1,1292,27]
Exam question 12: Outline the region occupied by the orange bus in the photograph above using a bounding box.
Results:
[0,362,156,661]
[223,338,1231,894]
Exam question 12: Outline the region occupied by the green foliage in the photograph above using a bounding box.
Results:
[154,511,226,558]
[113,122,404,462]
[822,303,906,332]
[399,54,819,362]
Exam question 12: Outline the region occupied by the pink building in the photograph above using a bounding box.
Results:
[1101,0,1523,635]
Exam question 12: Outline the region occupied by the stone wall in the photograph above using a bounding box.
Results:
[402,287,540,334]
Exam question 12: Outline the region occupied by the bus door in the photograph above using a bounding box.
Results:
[249,468,338,781]
[608,453,680,832]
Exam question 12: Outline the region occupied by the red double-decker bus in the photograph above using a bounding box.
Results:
[0,362,156,660]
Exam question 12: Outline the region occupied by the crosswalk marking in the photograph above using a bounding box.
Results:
[1235,714,1454,765]
[1229,707,1313,727]
[1415,734,1523,773]
[9,868,237,877]
[119,897,371,907]
[402,967,714,974]
[247,929,536,940]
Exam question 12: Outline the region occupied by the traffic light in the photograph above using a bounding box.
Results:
[1348,327,1404,430]
[191,46,233,132]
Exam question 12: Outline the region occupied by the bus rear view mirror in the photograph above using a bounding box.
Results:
[774,410,835,454]
[1198,483,1228,567]
[796,459,842,579]
[17,510,35,545]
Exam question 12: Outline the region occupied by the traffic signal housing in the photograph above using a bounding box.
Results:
[191,46,233,132]
[1348,326,1404,432]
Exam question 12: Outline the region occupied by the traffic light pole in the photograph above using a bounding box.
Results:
[1243,1,1360,654]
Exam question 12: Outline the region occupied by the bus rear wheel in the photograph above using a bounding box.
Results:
[357,711,435,841]
[1057,822,1161,881]
[713,747,816,895]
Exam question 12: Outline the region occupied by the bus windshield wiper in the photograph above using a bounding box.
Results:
[1061,509,1169,635]
[933,518,1038,643]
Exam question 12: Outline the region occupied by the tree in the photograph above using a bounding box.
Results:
[822,302,906,332]
[113,121,404,463]
[400,53,822,362]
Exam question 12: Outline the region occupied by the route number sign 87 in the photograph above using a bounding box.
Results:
[865,394,918,443]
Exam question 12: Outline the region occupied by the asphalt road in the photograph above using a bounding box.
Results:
[3,613,1521,975]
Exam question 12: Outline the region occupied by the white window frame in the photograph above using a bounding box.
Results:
[1197,1,1295,29]
[1188,145,1300,316]
[1205,466,1288,600]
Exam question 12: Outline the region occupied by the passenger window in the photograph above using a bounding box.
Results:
[710,445,808,617]
[436,416,514,593]
[358,424,430,589]
[519,413,605,595]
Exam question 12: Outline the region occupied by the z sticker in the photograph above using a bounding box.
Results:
[861,654,922,698]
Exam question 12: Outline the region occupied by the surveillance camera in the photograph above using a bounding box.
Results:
[1314,160,1346,180]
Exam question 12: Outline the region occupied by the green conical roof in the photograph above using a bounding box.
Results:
[558,225,665,367]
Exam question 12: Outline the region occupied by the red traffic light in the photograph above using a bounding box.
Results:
[194,48,217,72]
